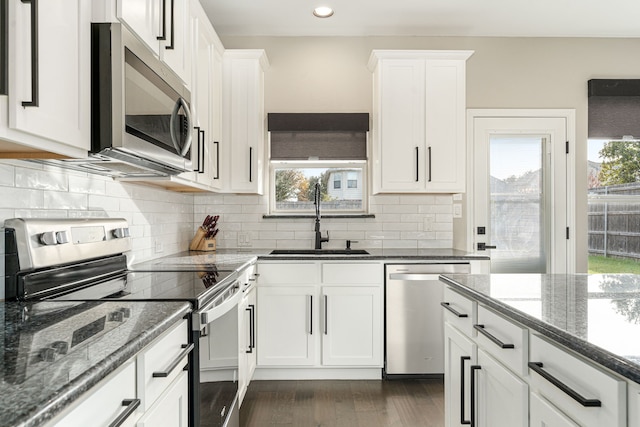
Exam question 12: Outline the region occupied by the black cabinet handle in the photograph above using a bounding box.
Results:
[157,0,167,40]
[477,242,497,251]
[213,141,220,179]
[245,305,254,353]
[193,127,201,172]
[152,343,194,377]
[198,129,205,173]
[165,0,175,49]
[528,362,602,407]
[308,295,313,335]
[249,304,255,350]
[470,365,481,427]
[473,324,514,349]
[324,295,328,335]
[460,356,471,425]
[415,146,419,182]
[249,146,253,182]
[21,0,39,107]
[441,302,468,318]
[428,146,432,182]
[108,398,140,427]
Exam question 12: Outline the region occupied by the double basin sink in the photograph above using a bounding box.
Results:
[270,249,370,255]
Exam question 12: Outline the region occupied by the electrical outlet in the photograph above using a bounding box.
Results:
[154,240,164,253]
[238,232,252,247]
[453,203,463,218]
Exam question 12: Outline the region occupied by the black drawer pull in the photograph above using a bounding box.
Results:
[470,365,481,427]
[108,398,140,427]
[441,302,468,318]
[460,356,471,425]
[21,0,39,107]
[528,362,602,407]
[473,324,514,349]
[152,343,194,378]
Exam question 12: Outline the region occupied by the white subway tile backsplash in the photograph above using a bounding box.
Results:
[44,191,87,210]
[15,168,68,191]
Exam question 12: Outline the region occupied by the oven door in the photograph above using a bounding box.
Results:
[198,280,241,427]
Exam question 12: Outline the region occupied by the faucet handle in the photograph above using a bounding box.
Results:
[346,240,359,249]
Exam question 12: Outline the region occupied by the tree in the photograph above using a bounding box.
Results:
[598,140,640,185]
[275,170,307,201]
[306,171,331,201]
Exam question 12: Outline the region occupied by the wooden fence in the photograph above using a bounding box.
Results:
[588,183,640,259]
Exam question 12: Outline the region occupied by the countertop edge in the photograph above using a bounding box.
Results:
[21,303,192,427]
[257,255,490,261]
[439,275,640,385]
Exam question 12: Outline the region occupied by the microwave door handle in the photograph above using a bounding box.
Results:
[170,97,193,157]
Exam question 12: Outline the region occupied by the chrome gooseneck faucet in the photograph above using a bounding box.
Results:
[314,183,329,249]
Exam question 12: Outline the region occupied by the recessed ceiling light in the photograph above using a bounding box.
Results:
[313,6,334,18]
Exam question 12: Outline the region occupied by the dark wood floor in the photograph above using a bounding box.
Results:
[240,379,444,427]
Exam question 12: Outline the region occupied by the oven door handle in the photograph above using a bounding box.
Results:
[197,281,241,329]
[152,343,194,378]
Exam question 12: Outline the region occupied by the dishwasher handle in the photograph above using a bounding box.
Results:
[388,273,443,281]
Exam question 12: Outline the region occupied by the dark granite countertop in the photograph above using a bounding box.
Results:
[440,273,640,385]
[139,248,488,263]
[0,300,191,427]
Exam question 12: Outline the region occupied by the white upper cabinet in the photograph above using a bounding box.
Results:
[117,0,191,85]
[2,0,91,158]
[222,50,269,194]
[368,50,473,194]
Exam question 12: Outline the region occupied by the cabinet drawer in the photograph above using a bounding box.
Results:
[257,263,318,285]
[475,305,528,376]
[50,360,138,427]
[322,263,382,284]
[442,286,476,337]
[138,319,190,411]
[529,334,626,427]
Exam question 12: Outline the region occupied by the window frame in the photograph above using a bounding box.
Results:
[269,160,368,215]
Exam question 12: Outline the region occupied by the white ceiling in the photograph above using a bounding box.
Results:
[200,0,640,38]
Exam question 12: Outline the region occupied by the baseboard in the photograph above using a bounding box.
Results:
[252,367,383,380]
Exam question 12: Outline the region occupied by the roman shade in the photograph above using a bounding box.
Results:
[268,113,368,160]
[588,79,640,139]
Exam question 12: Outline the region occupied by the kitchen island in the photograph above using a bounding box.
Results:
[0,300,191,427]
[440,273,640,427]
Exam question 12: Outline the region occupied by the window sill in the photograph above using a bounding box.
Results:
[263,214,375,219]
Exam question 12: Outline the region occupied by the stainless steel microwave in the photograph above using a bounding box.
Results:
[90,22,192,176]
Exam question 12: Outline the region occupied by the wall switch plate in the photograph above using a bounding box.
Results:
[453,193,463,201]
[154,240,164,253]
[238,232,251,247]
[453,203,462,218]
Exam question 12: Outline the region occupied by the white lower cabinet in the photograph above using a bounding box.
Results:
[136,370,189,427]
[475,348,528,427]
[256,262,383,374]
[238,286,257,404]
[257,285,317,366]
[444,322,476,427]
[47,319,190,427]
[530,392,579,427]
[49,361,138,427]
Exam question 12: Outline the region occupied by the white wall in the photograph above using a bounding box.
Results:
[0,160,195,299]
[219,35,640,272]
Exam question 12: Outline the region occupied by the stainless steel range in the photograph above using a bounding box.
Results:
[4,218,250,427]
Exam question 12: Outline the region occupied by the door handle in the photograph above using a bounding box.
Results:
[198,129,205,173]
[428,146,432,182]
[528,362,602,407]
[460,356,471,425]
[21,0,39,107]
[470,365,481,427]
[476,242,497,251]
[415,146,419,182]
[165,0,175,50]
[157,0,167,40]
[192,127,201,172]
[108,398,140,427]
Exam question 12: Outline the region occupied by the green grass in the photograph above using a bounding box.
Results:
[588,255,640,274]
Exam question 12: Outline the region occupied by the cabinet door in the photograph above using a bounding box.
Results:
[159,0,190,85]
[117,0,161,55]
[137,371,189,427]
[530,392,579,427]
[475,349,528,427]
[321,286,382,366]
[377,59,425,192]
[8,0,90,152]
[238,287,257,405]
[444,323,476,427]
[424,59,466,192]
[224,51,267,194]
[257,286,316,366]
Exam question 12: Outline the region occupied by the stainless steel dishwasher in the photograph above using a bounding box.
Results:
[385,263,471,377]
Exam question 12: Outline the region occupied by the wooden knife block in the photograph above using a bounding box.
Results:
[198,238,216,251]
[189,228,217,251]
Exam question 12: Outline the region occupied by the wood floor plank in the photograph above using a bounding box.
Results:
[236,379,444,427]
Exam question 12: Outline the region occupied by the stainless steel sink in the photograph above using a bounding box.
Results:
[270,249,369,255]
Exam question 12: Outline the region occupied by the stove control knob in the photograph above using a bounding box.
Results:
[39,347,56,362]
[112,227,130,239]
[56,231,69,244]
[39,231,57,246]
[108,311,125,322]
[52,341,69,355]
